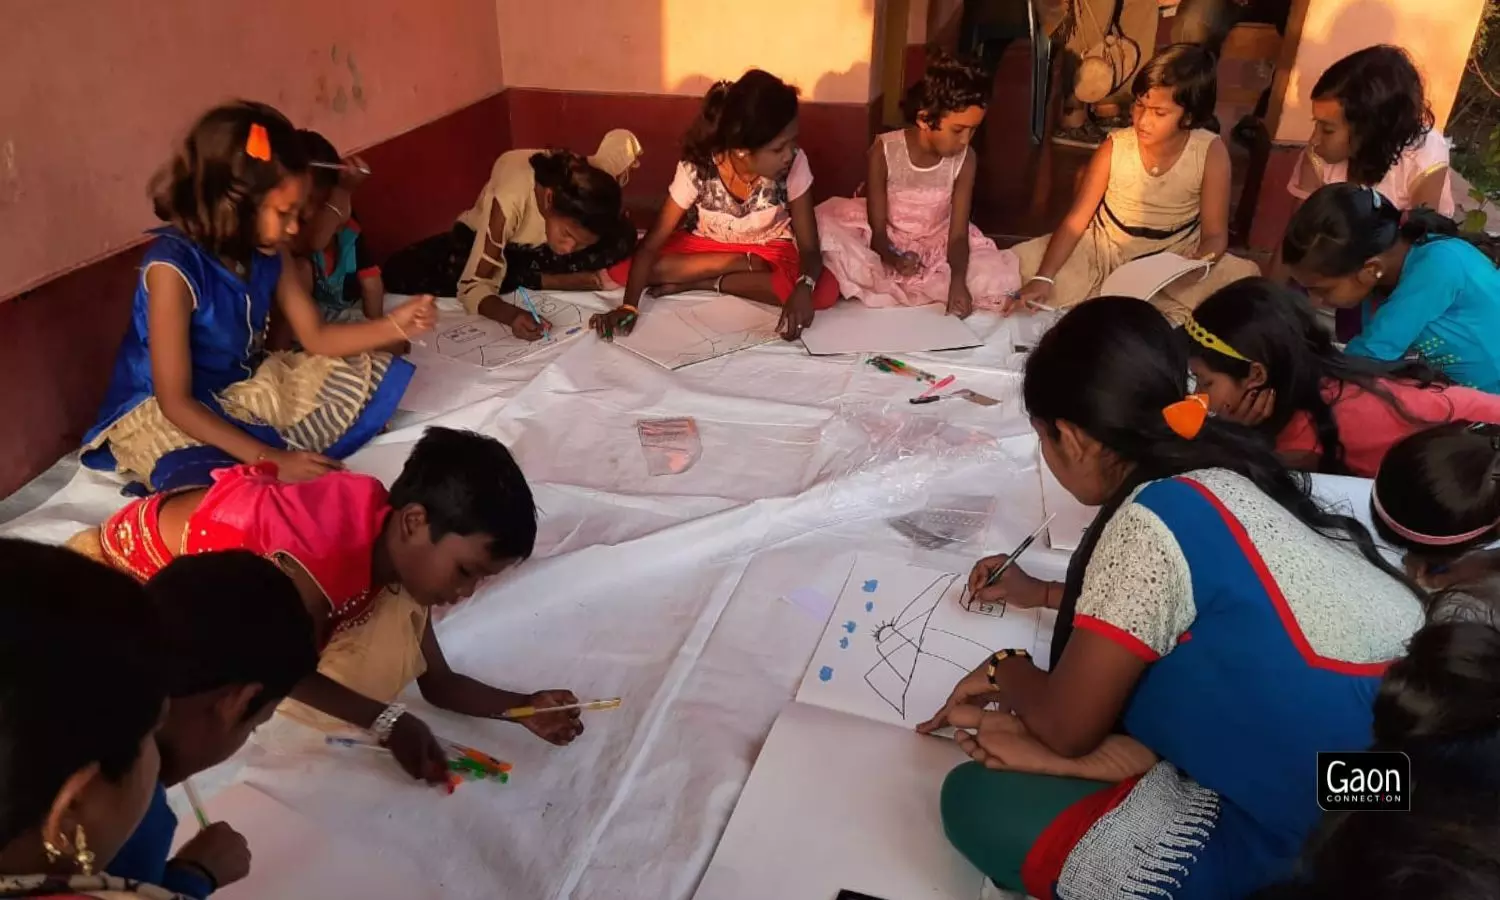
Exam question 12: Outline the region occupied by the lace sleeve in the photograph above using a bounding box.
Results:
[1074,501,1196,660]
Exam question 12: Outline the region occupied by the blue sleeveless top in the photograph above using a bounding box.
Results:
[82,228,282,469]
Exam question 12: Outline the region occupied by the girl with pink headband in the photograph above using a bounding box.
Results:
[1373,421,1500,595]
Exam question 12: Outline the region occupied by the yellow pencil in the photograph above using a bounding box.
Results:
[498,697,622,720]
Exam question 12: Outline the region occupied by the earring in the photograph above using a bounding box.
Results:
[73,825,94,876]
[41,838,61,865]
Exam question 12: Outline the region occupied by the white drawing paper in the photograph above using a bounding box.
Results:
[795,554,1054,730]
[1041,461,1096,552]
[1097,251,1212,301]
[693,702,985,900]
[422,294,588,369]
[614,294,780,370]
[800,303,982,356]
[171,784,437,900]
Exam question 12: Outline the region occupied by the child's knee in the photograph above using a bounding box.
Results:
[940,761,990,844]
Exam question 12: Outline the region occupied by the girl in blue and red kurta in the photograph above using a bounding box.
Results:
[921,298,1424,899]
[82,102,437,494]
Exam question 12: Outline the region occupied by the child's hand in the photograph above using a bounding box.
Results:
[263,449,343,483]
[338,156,371,192]
[512,312,551,341]
[173,822,252,888]
[967,555,1051,610]
[516,690,585,745]
[947,281,974,319]
[882,249,922,277]
[387,713,450,785]
[1219,387,1275,427]
[778,284,816,341]
[389,294,437,338]
[590,306,638,341]
[1004,279,1053,317]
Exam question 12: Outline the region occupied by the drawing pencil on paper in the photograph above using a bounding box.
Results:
[982,514,1056,589]
[497,697,622,720]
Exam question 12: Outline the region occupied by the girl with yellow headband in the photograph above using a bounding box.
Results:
[1184,278,1500,477]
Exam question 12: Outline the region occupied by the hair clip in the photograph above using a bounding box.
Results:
[1163,394,1210,440]
[1183,316,1250,362]
[245,123,272,162]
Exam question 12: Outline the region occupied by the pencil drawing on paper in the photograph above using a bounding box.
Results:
[432,296,587,368]
[864,572,1002,718]
[615,296,780,370]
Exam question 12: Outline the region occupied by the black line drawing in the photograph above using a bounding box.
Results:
[863,572,1011,719]
[616,297,779,370]
[433,297,588,368]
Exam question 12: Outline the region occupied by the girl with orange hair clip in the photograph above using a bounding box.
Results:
[82,102,439,494]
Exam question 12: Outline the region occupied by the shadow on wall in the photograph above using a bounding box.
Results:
[1270,0,1399,142]
[1249,0,1399,251]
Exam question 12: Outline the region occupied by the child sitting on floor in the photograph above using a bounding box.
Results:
[294,131,387,326]
[1370,422,1500,604]
[67,427,583,784]
[1289,45,1452,218]
[109,552,320,898]
[1009,44,1260,324]
[1283,184,1500,393]
[592,69,837,342]
[815,50,1019,316]
[1184,278,1500,476]
[81,102,436,493]
[382,131,641,340]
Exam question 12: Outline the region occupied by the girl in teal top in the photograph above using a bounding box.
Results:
[1283,183,1500,393]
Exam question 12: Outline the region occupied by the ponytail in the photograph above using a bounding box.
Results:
[1025,298,1418,665]
[682,81,734,177]
[1284,183,1459,278]
[680,70,799,179]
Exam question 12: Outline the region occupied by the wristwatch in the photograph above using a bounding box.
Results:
[796,273,817,290]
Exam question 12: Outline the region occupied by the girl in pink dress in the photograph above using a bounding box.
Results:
[816,52,1020,315]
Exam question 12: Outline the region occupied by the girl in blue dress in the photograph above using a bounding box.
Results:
[924,297,1424,899]
[1283,183,1500,393]
[82,102,436,492]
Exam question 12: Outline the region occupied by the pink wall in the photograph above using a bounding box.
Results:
[0,0,505,301]
[1268,0,1484,142]
[494,0,881,103]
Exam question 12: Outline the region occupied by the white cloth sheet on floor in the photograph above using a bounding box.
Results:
[1,295,1082,899]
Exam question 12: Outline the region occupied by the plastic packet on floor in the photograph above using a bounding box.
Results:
[638,417,701,475]
[888,493,996,549]
[818,400,1016,519]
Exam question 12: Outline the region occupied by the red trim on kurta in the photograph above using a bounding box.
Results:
[1020,775,1143,899]
[1075,614,1162,662]
[1177,477,1392,677]
[356,265,382,280]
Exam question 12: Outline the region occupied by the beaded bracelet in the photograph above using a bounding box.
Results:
[371,702,407,746]
[985,648,1031,689]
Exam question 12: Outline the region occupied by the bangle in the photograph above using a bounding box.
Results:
[387,315,411,341]
[167,859,219,892]
[1026,275,1056,286]
[985,648,1031,689]
[619,304,639,315]
[371,702,407,745]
